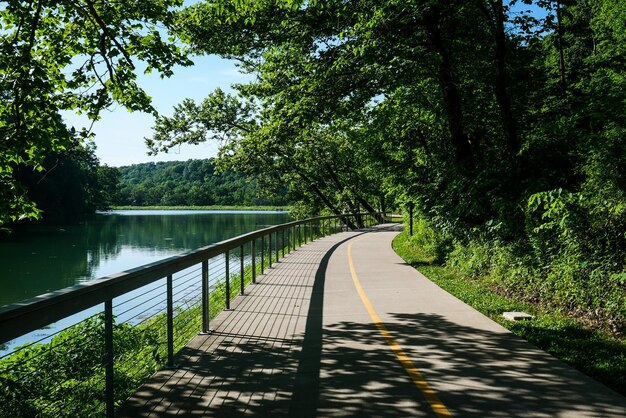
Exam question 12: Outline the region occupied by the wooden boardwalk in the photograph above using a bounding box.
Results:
[121,225,626,417]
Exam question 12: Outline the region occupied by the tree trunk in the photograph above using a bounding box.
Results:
[491,0,520,154]
[296,171,358,230]
[324,163,383,225]
[323,164,364,227]
[424,11,474,165]
[556,1,567,89]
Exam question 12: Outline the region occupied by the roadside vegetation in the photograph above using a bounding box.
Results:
[393,228,626,397]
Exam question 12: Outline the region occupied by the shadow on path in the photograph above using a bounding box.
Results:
[287,232,366,417]
[320,313,626,417]
[120,227,626,417]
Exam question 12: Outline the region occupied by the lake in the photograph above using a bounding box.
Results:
[0,210,291,308]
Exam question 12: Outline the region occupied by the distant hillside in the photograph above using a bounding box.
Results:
[115,159,289,207]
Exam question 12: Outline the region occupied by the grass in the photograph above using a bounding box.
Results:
[392,229,626,397]
[110,205,291,211]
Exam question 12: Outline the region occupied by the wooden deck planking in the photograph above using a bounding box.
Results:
[120,236,338,417]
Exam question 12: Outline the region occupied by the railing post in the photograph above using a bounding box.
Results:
[282,228,285,258]
[166,274,175,368]
[252,239,256,284]
[240,245,245,295]
[201,260,210,333]
[268,233,272,266]
[275,230,279,261]
[104,299,114,418]
[225,251,231,310]
[261,235,265,274]
[310,220,313,241]
[303,223,307,244]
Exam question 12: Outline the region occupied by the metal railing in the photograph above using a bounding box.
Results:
[0,212,384,417]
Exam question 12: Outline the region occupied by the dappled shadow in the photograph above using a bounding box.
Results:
[120,310,626,417]
[397,260,433,268]
[119,231,365,417]
[357,223,404,233]
[503,320,626,397]
[290,310,626,417]
[119,226,626,417]
[364,313,625,416]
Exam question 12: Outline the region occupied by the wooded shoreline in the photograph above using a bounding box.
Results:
[110,206,291,212]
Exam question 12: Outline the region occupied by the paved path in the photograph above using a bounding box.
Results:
[121,224,626,417]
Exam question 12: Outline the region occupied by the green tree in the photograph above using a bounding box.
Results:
[146,0,536,225]
[0,0,191,225]
[14,141,120,223]
[115,159,288,207]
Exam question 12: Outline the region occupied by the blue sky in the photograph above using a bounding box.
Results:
[63,55,249,167]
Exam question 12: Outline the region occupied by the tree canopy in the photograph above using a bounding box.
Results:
[148,0,626,233]
[116,159,289,207]
[15,140,120,224]
[0,0,191,224]
[147,0,626,330]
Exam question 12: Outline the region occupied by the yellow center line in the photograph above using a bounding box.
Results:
[347,240,452,418]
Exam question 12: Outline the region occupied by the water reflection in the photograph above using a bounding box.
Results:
[0,211,290,306]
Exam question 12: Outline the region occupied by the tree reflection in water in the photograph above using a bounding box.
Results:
[0,210,290,306]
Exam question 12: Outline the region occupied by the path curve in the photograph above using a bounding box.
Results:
[121,224,626,417]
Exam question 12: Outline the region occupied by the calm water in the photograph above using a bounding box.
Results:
[0,210,291,307]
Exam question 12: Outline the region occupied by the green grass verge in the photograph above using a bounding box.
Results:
[110,205,291,211]
[392,229,626,397]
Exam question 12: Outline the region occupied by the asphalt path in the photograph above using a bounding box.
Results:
[121,224,626,417]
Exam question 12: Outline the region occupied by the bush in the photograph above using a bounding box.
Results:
[406,215,453,264]
[446,235,626,334]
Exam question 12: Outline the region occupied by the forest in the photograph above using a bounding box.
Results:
[7,155,289,224]
[1,1,625,332]
[11,141,119,224]
[146,0,626,333]
[116,159,289,207]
